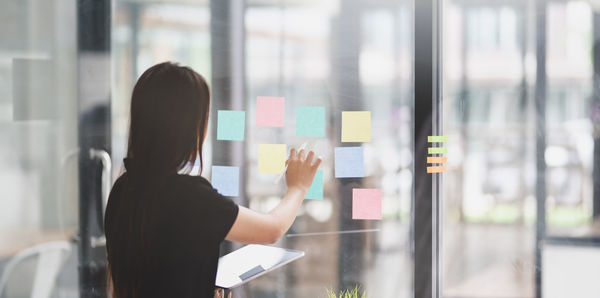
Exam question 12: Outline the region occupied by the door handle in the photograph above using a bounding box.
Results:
[89,148,112,218]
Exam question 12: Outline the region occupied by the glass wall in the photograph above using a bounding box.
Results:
[443,3,536,296]
[0,0,80,296]
[243,1,413,297]
[2,0,599,297]
[442,0,600,297]
[112,1,213,178]
[112,0,414,297]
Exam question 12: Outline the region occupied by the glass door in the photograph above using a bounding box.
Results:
[243,1,414,297]
[441,0,600,297]
[14,0,600,297]
[112,0,415,297]
[0,0,111,297]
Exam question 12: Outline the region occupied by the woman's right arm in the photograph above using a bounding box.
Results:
[225,148,321,244]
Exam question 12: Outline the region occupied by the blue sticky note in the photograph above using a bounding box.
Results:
[217,110,245,141]
[305,170,324,200]
[211,166,240,197]
[296,106,325,137]
[334,147,364,178]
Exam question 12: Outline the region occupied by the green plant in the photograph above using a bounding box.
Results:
[325,286,367,298]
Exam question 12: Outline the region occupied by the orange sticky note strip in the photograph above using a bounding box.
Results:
[427,156,447,164]
[427,166,446,173]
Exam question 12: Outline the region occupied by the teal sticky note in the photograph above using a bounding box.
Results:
[296,106,325,137]
[305,169,323,200]
[217,110,245,141]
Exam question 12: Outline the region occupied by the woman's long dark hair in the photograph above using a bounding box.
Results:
[127,61,210,173]
[107,62,210,298]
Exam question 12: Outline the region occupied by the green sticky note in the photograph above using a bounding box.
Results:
[428,147,447,154]
[296,106,325,137]
[428,136,447,143]
[305,170,324,200]
[217,110,245,141]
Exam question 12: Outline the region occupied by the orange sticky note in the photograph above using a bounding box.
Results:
[427,166,446,173]
[427,156,447,164]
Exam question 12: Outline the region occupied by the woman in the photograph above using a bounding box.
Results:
[105,62,320,298]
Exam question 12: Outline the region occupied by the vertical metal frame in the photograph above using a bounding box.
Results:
[209,0,247,194]
[329,0,364,291]
[414,0,442,297]
[593,12,600,219]
[534,0,547,297]
[210,0,247,275]
[77,0,111,297]
[432,1,443,297]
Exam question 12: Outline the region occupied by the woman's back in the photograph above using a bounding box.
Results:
[105,62,320,298]
[105,171,238,298]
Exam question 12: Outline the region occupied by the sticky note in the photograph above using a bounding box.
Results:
[352,188,382,220]
[217,110,245,141]
[296,106,325,137]
[428,136,447,143]
[256,96,285,127]
[427,156,447,164]
[211,166,240,197]
[428,147,447,154]
[305,170,324,200]
[427,166,446,173]
[334,147,364,178]
[258,144,287,174]
[341,111,371,142]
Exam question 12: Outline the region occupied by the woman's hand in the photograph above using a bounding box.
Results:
[224,147,322,244]
[285,148,321,194]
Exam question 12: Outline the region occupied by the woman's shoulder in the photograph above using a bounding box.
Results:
[170,174,217,195]
[110,172,219,200]
[109,172,129,195]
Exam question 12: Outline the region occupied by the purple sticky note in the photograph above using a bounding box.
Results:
[256,96,285,127]
[352,188,382,220]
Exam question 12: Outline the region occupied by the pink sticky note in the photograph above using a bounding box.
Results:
[352,188,382,220]
[256,96,285,127]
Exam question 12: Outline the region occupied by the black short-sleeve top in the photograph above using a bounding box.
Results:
[105,171,239,298]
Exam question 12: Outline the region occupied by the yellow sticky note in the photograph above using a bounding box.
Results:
[258,144,287,174]
[342,111,371,142]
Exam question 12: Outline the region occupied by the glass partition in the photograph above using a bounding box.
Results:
[243,1,413,297]
[442,0,600,297]
[0,0,81,296]
[112,0,414,297]
[8,0,600,297]
[545,0,594,236]
[112,1,213,177]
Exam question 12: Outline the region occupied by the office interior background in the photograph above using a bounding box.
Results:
[1,0,600,297]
